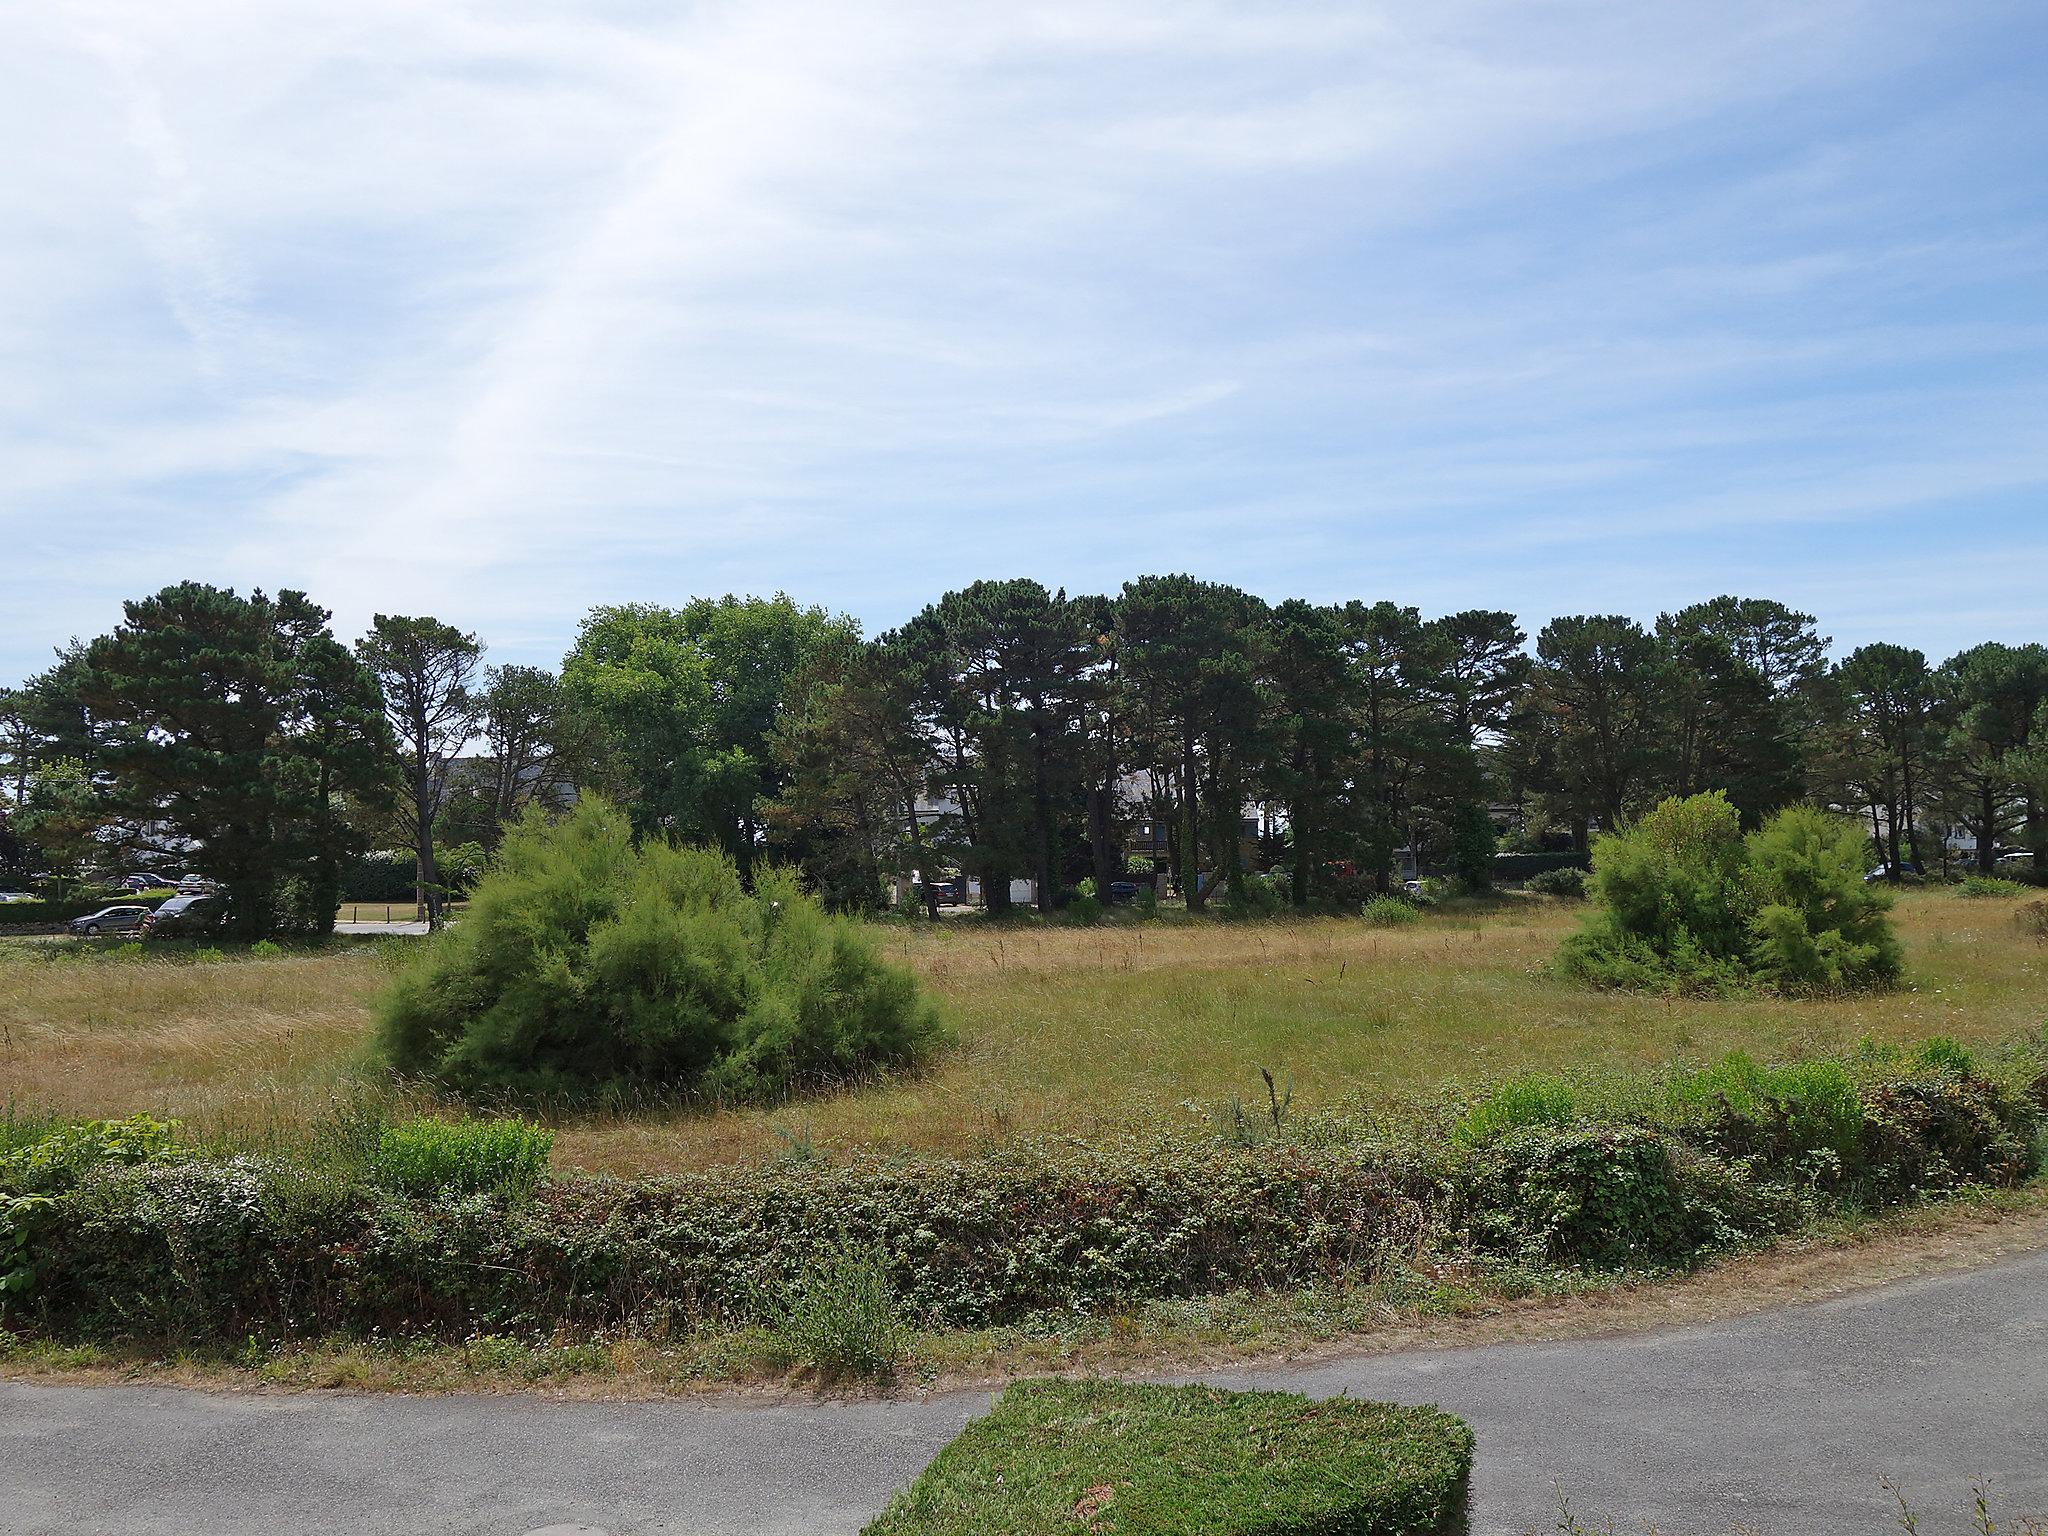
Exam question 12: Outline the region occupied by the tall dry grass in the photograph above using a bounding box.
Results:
[3,892,2043,1175]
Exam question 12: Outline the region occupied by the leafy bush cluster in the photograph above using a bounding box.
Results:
[6,1042,2039,1347]
[1956,874,2028,899]
[1361,894,1420,927]
[378,798,947,1100]
[1560,793,1901,995]
[1524,866,1588,899]
[863,1380,1473,1536]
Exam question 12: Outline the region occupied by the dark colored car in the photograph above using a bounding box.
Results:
[70,905,152,937]
[143,892,227,936]
[1106,880,1141,904]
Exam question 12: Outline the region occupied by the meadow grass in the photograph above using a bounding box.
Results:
[2,890,2042,1176]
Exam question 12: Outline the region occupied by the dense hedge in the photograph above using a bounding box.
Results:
[862,1380,1473,1536]
[1489,851,1590,883]
[5,1055,2039,1346]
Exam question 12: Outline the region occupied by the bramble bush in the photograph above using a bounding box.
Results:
[1524,866,1587,899]
[377,798,947,1101]
[1560,793,1901,996]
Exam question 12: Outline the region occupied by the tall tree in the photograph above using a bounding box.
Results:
[0,689,34,806]
[14,757,101,875]
[439,664,588,848]
[279,596,393,934]
[563,595,850,876]
[1263,600,1356,907]
[1657,597,1825,821]
[85,584,383,936]
[895,581,1094,913]
[767,631,938,910]
[1115,576,1267,911]
[1526,615,1670,842]
[1934,643,2048,872]
[1833,643,1937,878]
[356,614,484,929]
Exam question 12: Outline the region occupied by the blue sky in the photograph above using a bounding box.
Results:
[4,1,2044,685]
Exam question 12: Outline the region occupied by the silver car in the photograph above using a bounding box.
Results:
[70,904,153,937]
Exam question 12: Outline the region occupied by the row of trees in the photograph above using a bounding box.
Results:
[0,586,581,936]
[4,579,2044,932]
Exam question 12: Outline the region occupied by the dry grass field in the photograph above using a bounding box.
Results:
[3,892,2042,1176]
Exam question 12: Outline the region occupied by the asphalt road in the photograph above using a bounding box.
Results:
[3,1247,2044,1536]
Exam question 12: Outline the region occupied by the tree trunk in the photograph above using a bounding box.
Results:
[1031,702,1055,913]
[1086,784,1116,893]
[414,745,441,930]
[1978,783,1999,874]
[1181,727,1204,912]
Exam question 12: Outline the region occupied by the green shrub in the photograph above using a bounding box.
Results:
[0,1114,181,1195]
[1744,806,1901,993]
[1524,866,1587,899]
[761,1242,906,1383]
[1917,1036,1975,1076]
[1222,872,1288,919]
[1362,894,1420,927]
[1452,1074,1578,1148]
[1457,1125,1704,1269]
[1063,879,1104,926]
[861,1380,1473,1536]
[1665,1053,1864,1169]
[368,1118,553,1198]
[377,798,947,1100]
[1561,794,1899,996]
[1957,874,2026,898]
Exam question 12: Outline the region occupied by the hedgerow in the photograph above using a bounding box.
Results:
[3,1045,2040,1346]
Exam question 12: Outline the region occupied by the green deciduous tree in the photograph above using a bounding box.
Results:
[563,595,852,879]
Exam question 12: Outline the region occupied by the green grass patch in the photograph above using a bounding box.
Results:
[862,1379,1472,1535]
[367,1116,554,1198]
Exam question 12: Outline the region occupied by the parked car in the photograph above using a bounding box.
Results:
[925,878,962,907]
[122,873,171,893]
[1863,862,1923,883]
[0,891,34,905]
[176,874,219,894]
[70,905,152,937]
[143,892,226,936]
[1106,880,1140,904]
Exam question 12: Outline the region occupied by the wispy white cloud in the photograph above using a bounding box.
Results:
[2,0,2044,678]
